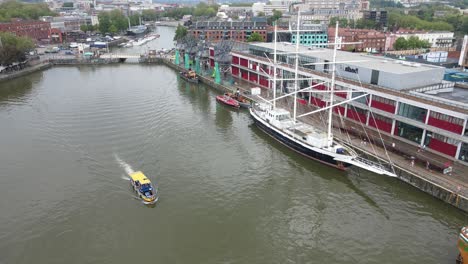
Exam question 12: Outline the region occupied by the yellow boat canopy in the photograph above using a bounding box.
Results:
[129,171,151,184]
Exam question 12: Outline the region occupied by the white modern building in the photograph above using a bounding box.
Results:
[395,30,455,48]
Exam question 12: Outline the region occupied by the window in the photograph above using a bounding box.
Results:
[395,121,423,144]
[398,102,427,122]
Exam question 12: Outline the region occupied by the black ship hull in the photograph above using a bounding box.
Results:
[251,112,351,170]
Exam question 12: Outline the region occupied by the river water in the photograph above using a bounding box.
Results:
[0,26,466,264]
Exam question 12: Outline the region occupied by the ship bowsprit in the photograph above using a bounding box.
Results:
[333,155,397,177]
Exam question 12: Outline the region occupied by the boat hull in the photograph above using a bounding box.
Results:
[216,95,240,108]
[180,73,199,83]
[251,110,350,170]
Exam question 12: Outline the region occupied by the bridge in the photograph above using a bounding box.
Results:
[100,53,142,59]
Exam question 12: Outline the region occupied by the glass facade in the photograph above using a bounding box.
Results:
[459,142,468,162]
[395,121,423,144]
[352,92,369,105]
[397,102,427,122]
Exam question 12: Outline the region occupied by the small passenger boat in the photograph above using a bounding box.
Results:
[225,92,250,108]
[129,171,158,204]
[216,94,240,108]
[180,71,199,83]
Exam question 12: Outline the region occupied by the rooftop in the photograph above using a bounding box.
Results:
[250,42,445,75]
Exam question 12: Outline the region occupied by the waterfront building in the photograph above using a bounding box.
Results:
[328,28,386,53]
[224,42,468,164]
[189,21,267,42]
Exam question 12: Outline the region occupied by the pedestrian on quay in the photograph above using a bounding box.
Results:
[426,161,430,170]
[411,159,415,167]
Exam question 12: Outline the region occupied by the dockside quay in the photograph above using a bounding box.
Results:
[212,42,467,168]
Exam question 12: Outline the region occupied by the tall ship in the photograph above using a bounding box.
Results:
[127,25,147,35]
[249,20,396,177]
[126,17,148,36]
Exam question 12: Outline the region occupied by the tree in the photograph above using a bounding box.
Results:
[257,11,265,17]
[393,36,430,50]
[80,24,88,32]
[193,2,218,17]
[329,17,348,28]
[0,32,34,65]
[109,25,118,34]
[247,32,263,42]
[98,12,111,33]
[0,0,56,22]
[174,24,187,41]
[272,10,282,21]
[394,37,407,50]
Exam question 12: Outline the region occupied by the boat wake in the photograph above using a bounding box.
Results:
[114,153,135,175]
[120,174,131,181]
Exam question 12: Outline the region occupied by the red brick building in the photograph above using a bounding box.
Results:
[328,28,386,53]
[189,21,267,42]
[0,20,51,41]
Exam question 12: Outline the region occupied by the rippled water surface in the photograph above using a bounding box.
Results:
[0,27,467,264]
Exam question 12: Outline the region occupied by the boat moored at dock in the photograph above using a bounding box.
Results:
[216,94,240,108]
[180,70,199,83]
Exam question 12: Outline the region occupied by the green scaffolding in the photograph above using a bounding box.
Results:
[184,53,190,70]
[195,58,200,74]
[214,62,221,84]
[175,50,180,65]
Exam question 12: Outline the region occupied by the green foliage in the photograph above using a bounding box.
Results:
[370,0,403,8]
[173,24,187,41]
[329,17,349,28]
[0,32,34,65]
[0,0,56,22]
[109,25,118,34]
[266,10,282,25]
[272,10,282,21]
[129,14,140,26]
[193,3,217,17]
[98,10,130,34]
[257,11,265,17]
[387,10,453,31]
[354,18,377,29]
[98,12,111,33]
[162,7,192,20]
[247,32,263,42]
[80,24,96,32]
[141,9,160,21]
[62,2,73,8]
[393,36,431,50]
[161,4,218,19]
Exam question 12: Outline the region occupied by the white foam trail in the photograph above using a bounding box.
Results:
[120,174,131,181]
[114,153,135,175]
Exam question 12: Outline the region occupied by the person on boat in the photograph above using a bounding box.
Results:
[235,88,240,98]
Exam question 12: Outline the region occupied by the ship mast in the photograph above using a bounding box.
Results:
[327,22,339,148]
[293,11,300,123]
[272,22,278,110]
